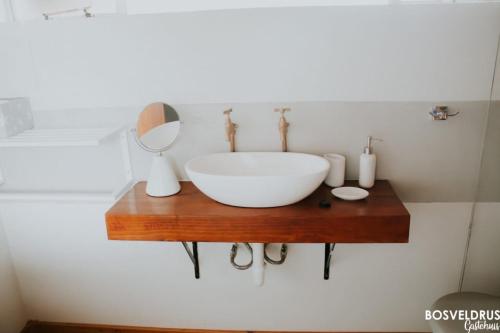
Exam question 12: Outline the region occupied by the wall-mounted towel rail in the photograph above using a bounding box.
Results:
[43,7,93,20]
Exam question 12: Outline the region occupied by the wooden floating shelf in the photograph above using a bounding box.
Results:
[106,180,410,243]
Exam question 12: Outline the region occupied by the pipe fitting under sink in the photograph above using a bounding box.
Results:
[230,243,288,286]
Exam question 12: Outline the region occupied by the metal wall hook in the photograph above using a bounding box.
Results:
[230,243,253,270]
[83,7,93,18]
[264,243,288,265]
[429,106,459,120]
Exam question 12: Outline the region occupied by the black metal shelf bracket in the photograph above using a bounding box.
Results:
[181,242,200,279]
[324,243,336,280]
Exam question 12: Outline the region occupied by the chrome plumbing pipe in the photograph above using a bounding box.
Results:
[264,243,288,265]
[230,243,253,270]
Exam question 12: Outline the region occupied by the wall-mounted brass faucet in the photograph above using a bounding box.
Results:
[223,108,238,152]
[274,107,290,152]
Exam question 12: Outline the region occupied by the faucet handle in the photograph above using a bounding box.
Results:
[274,107,291,115]
[223,108,237,128]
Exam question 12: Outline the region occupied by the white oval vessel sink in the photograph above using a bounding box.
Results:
[185,152,330,208]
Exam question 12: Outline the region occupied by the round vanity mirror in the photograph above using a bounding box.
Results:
[137,102,180,151]
[135,102,181,197]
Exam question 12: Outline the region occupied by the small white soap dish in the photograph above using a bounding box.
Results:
[331,187,369,201]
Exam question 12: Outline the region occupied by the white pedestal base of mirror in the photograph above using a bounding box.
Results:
[146,153,180,197]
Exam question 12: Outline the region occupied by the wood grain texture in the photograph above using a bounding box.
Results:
[23,321,427,333]
[105,180,410,243]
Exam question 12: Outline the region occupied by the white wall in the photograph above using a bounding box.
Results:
[10,0,390,21]
[125,0,390,15]
[0,24,33,98]
[463,203,500,295]
[12,0,498,21]
[0,218,26,333]
[462,56,500,294]
[5,4,500,110]
[16,101,487,202]
[2,4,500,201]
[0,4,499,332]
[0,1,5,22]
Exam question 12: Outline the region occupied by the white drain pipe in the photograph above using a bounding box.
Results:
[251,243,265,286]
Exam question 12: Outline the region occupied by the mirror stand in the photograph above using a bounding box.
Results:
[136,102,181,197]
[146,152,180,197]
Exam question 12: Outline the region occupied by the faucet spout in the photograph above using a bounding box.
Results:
[223,109,237,152]
[274,107,290,152]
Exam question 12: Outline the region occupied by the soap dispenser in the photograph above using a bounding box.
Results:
[359,136,381,189]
